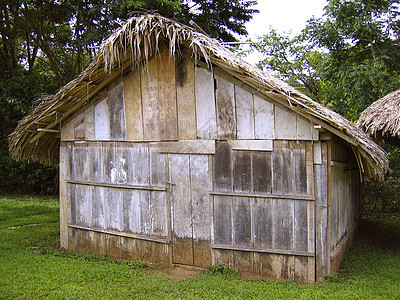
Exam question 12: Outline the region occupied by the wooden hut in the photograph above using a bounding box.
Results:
[9,14,389,282]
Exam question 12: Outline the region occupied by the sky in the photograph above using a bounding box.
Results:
[244,0,328,64]
[246,0,328,37]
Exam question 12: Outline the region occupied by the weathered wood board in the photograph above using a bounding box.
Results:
[195,66,216,139]
[215,75,236,139]
[124,69,144,141]
[94,97,110,140]
[176,54,196,139]
[235,86,254,139]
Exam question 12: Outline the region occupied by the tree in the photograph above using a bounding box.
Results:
[0,0,258,194]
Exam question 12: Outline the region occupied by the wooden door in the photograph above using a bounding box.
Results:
[168,154,212,267]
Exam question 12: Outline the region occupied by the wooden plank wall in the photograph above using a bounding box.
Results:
[212,140,315,282]
[66,142,168,240]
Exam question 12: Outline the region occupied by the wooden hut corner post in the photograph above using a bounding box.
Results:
[59,141,69,249]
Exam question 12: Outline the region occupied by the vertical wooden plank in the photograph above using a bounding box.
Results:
[91,186,105,229]
[158,49,178,140]
[233,150,252,193]
[273,199,294,251]
[123,190,138,234]
[254,253,274,278]
[139,191,151,235]
[120,236,137,260]
[61,118,74,141]
[102,142,114,184]
[125,69,144,141]
[142,56,160,141]
[136,240,153,262]
[75,185,91,227]
[294,141,307,194]
[296,115,313,140]
[91,231,106,256]
[272,143,285,195]
[94,97,110,140]
[214,141,232,191]
[234,250,254,274]
[109,82,126,140]
[73,142,89,181]
[213,196,232,245]
[149,143,165,186]
[213,249,235,270]
[105,187,122,231]
[191,155,212,267]
[74,116,85,140]
[232,197,252,247]
[215,75,236,139]
[195,66,216,139]
[59,142,68,248]
[176,54,196,139]
[254,95,274,139]
[68,184,76,224]
[294,256,308,282]
[253,198,273,249]
[253,151,272,194]
[84,105,95,140]
[89,141,104,183]
[315,141,328,282]
[106,235,121,259]
[306,141,314,196]
[275,105,296,140]
[235,86,254,139]
[169,154,193,265]
[150,191,168,237]
[294,200,308,252]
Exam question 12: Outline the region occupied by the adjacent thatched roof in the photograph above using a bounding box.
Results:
[9,14,389,179]
[357,90,400,146]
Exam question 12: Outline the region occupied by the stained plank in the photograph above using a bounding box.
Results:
[91,186,105,229]
[94,97,110,140]
[235,86,254,139]
[215,75,236,139]
[157,140,215,154]
[195,66,216,139]
[228,139,273,151]
[61,118,74,141]
[176,54,196,139]
[273,199,294,250]
[297,116,313,140]
[213,195,232,245]
[84,105,95,140]
[125,69,144,141]
[253,151,272,194]
[253,198,273,249]
[74,116,85,140]
[232,197,252,247]
[294,142,307,194]
[191,155,212,267]
[214,141,232,191]
[109,82,126,140]
[233,150,252,193]
[254,95,274,139]
[169,154,193,265]
[274,105,296,140]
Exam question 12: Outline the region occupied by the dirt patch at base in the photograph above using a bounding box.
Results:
[159,265,204,280]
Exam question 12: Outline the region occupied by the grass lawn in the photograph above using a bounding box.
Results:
[0,195,399,299]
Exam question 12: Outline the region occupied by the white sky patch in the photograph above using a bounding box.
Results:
[243,0,327,65]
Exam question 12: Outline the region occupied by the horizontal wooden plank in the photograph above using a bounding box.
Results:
[227,140,273,151]
[67,180,166,191]
[67,223,170,244]
[211,191,315,201]
[157,140,215,154]
[211,244,315,257]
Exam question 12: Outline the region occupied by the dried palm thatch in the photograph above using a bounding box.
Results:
[9,14,389,179]
[357,90,400,146]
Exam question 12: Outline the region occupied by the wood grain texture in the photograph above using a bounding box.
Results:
[84,104,95,140]
[275,105,296,140]
[61,118,74,141]
[215,75,236,139]
[214,141,232,191]
[94,97,110,140]
[235,86,254,139]
[176,54,196,139]
[157,140,215,154]
[195,66,216,139]
[228,139,273,151]
[124,69,144,141]
[254,95,274,139]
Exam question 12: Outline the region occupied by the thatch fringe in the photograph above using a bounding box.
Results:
[9,14,389,179]
[357,90,400,146]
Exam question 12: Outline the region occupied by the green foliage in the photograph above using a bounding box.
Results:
[206,264,240,277]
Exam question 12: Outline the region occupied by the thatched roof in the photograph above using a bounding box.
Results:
[9,14,389,179]
[357,90,400,146]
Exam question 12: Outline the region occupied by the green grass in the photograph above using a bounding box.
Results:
[0,195,400,299]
